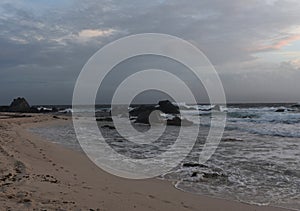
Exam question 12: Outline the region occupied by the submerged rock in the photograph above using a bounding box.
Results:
[222,138,243,142]
[96,117,113,122]
[183,163,208,168]
[275,108,285,112]
[191,172,198,177]
[202,172,227,179]
[96,110,111,117]
[101,125,115,130]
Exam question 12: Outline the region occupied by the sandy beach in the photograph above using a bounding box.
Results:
[0,113,293,211]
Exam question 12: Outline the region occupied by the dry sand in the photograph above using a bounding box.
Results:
[0,113,292,210]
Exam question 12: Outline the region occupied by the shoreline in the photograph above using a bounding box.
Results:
[0,113,293,210]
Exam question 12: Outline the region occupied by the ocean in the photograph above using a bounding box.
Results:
[30,103,300,210]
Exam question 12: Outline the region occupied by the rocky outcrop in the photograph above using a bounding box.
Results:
[129,105,156,117]
[0,97,60,113]
[291,104,300,109]
[135,110,163,124]
[212,105,221,111]
[131,100,193,126]
[130,100,180,117]
[29,107,39,113]
[158,100,179,114]
[275,108,285,112]
[9,97,30,113]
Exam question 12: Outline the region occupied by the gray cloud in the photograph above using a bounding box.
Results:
[0,0,300,104]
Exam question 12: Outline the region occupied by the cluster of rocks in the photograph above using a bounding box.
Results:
[275,108,285,112]
[275,104,300,112]
[129,100,193,126]
[291,104,300,109]
[0,97,59,113]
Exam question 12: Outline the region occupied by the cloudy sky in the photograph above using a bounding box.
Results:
[1,0,300,105]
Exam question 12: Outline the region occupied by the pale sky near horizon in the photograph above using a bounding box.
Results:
[0,0,300,105]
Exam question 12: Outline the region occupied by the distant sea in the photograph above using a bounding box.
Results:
[30,103,300,210]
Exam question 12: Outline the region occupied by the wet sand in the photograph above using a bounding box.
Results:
[0,113,292,210]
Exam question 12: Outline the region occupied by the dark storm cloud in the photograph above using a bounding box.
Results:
[0,0,300,104]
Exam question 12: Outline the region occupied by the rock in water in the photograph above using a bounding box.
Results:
[222,138,243,142]
[158,100,180,114]
[135,110,152,124]
[291,104,300,109]
[0,106,9,112]
[167,116,193,126]
[213,105,221,111]
[183,163,208,168]
[9,97,30,113]
[101,125,116,130]
[129,105,156,117]
[135,110,165,125]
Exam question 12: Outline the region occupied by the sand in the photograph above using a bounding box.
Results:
[0,113,292,210]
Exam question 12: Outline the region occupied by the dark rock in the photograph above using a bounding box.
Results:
[167,116,181,126]
[291,104,300,108]
[212,105,221,111]
[275,108,285,112]
[101,125,115,130]
[51,107,58,112]
[135,110,164,125]
[96,117,113,122]
[203,172,226,179]
[0,106,9,112]
[284,169,300,177]
[29,107,39,113]
[96,110,111,118]
[135,110,153,124]
[199,108,212,112]
[53,116,59,119]
[129,105,156,117]
[130,101,194,126]
[148,110,164,124]
[158,100,179,114]
[130,100,179,117]
[183,163,208,168]
[222,138,243,142]
[167,116,193,126]
[191,172,198,177]
[9,97,30,113]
